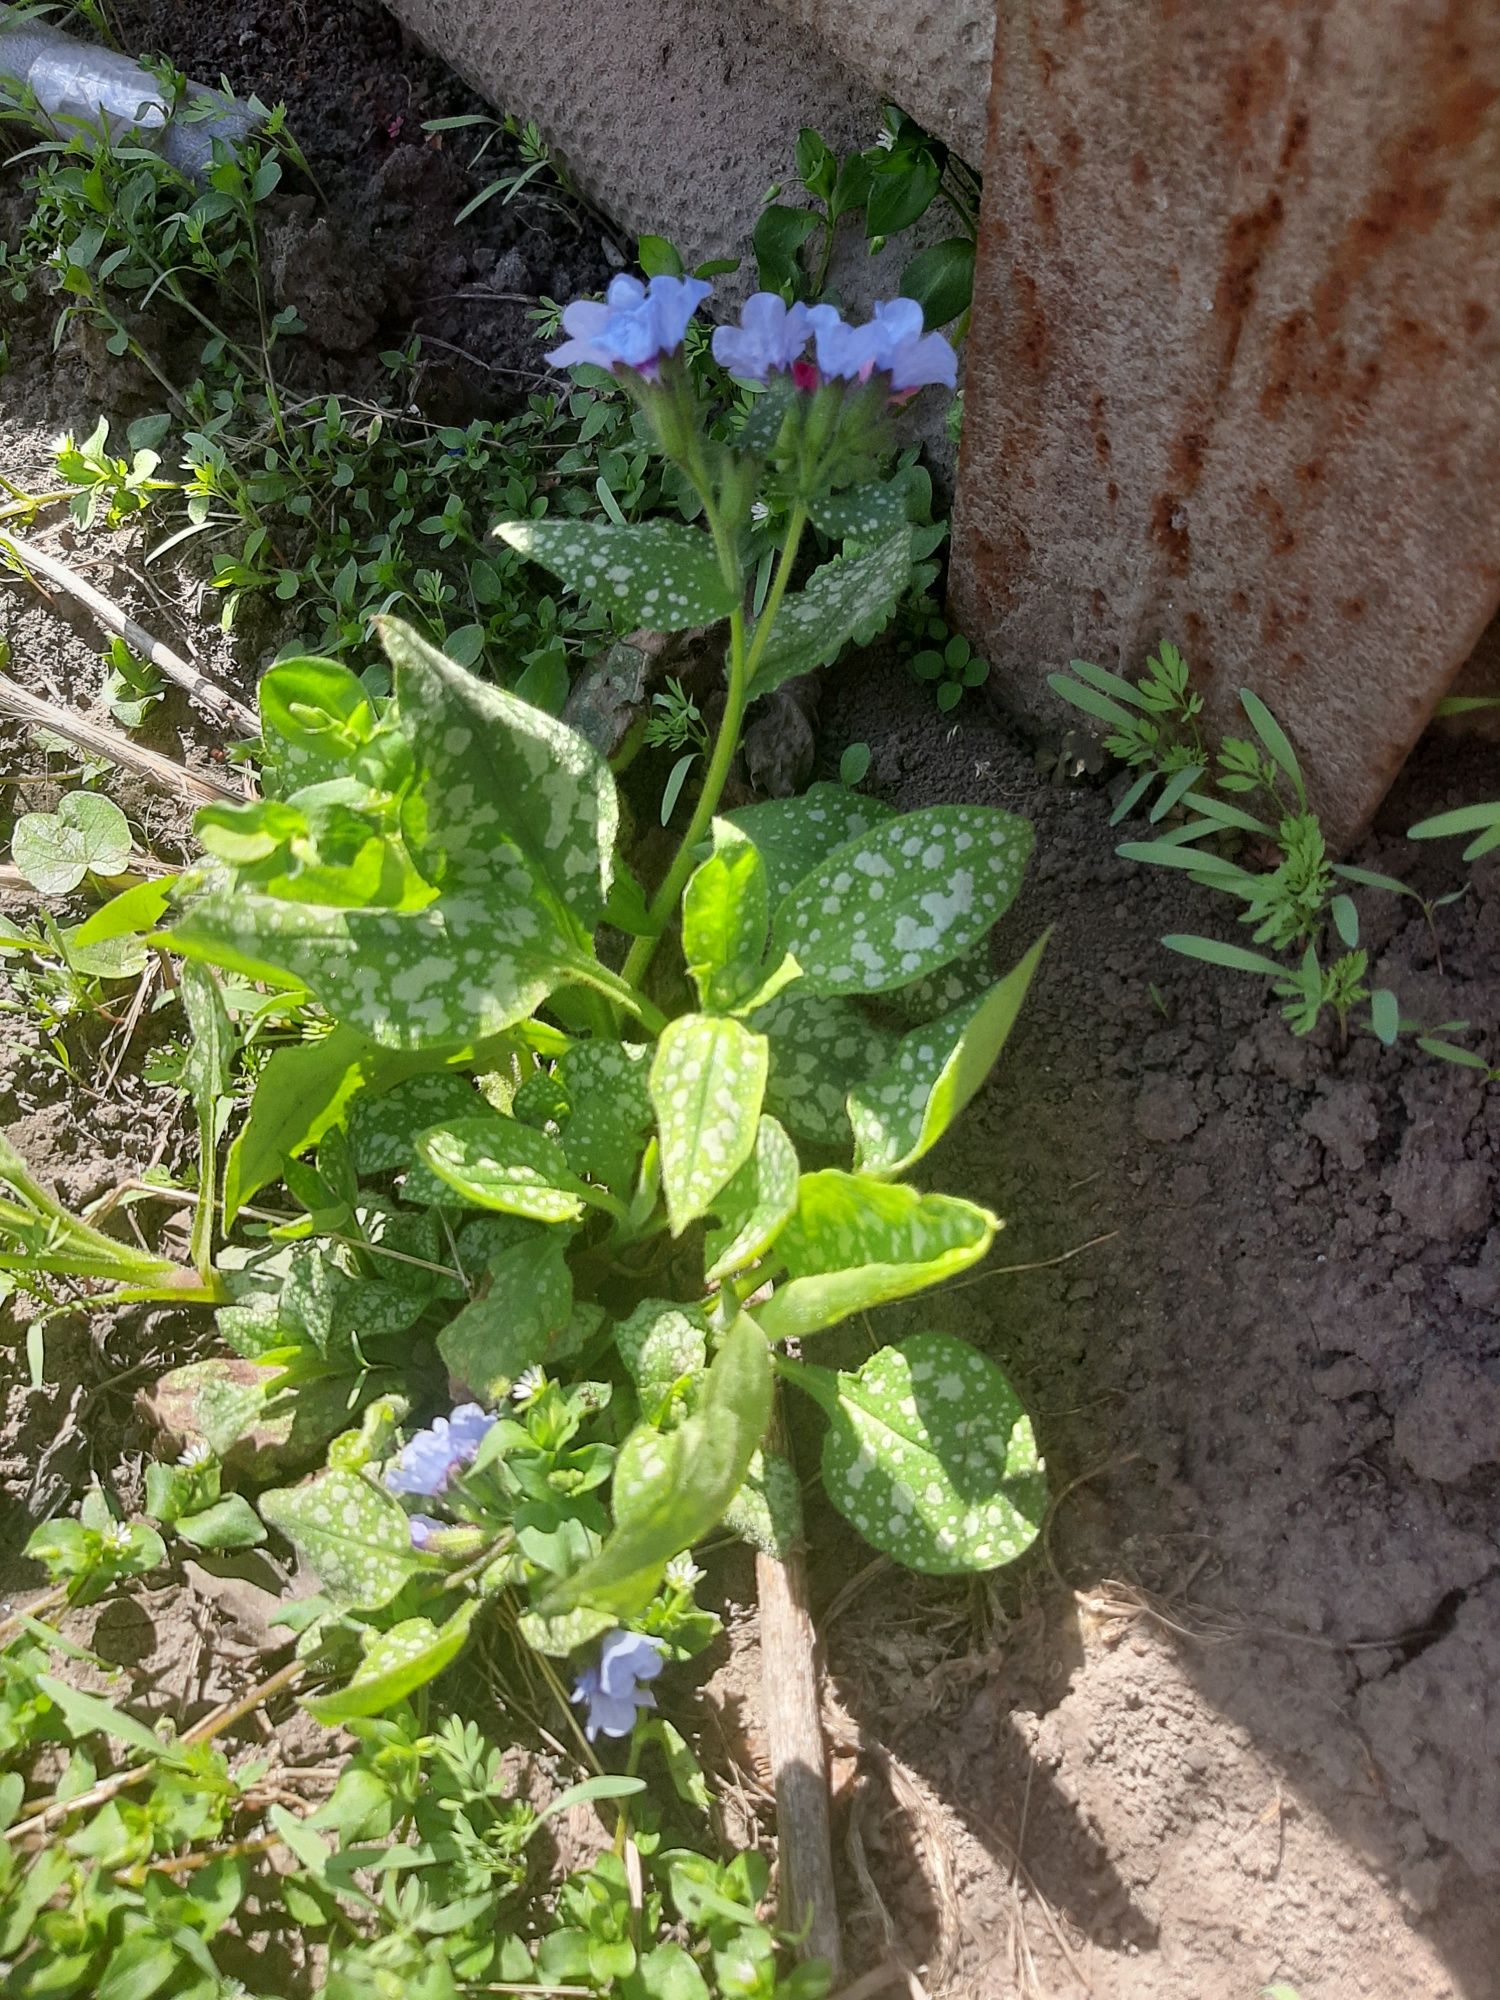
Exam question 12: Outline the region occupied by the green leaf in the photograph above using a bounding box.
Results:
[705,1115,800,1282]
[12,792,131,894]
[34,1674,171,1761]
[635,1944,711,2000]
[259,1469,420,1609]
[727,783,896,903]
[540,1773,649,1819]
[849,935,1046,1176]
[304,1602,476,1723]
[615,1299,709,1409]
[97,1932,179,2000]
[1161,934,1286,978]
[683,821,770,1012]
[175,1493,266,1550]
[164,853,571,1052]
[517,1603,616,1656]
[649,1015,768,1235]
[1047,672,1139,731]
[722,1447,803,1558]
[495,518,740,630]
[438,1235,573,1400]
[773,803,1033,995]
[348,1069,480,1173]
[380,616,618,927]
[1370,987,1400,1047]
[745,530,913,700]
[637,234,685,277]
[839,742,871,787]
[258,655,374,787]
[866,152,941,235]
[899,235,975,328]
[71,874,177,947]
[1238,687,1305,804]
[759,1171,998,1340]
[417,1115,594,1223]
[542,1314,772,1615]
[752,987,894,1144]
[808,483,915,543]
[226,1026,383,1225]
[556,1040,653,1193]
[1408,801,1500,861]
[799,1333,1047,1574]
[752,204,821,295]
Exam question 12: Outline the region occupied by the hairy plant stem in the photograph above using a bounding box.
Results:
[620,503,809,995]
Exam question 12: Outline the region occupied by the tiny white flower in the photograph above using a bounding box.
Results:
[665,1554,704,1591]
[750,500,770,525]
[180,1440,215,1470]
[511,1366,547,1406]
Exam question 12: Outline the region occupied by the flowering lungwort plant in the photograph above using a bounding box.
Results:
[83,263,1053,1732]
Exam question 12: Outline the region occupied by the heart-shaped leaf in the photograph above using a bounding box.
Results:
[705,1115,799,1282]
[416,1115,594,1223]
[795,1333,1047,1574]
[773,803,1033,995]
[12,791,131,894]
[304,1602,477,1724]
[728,783,896,904]
[758,1170,997,1340]
[496,518,741,631]
[259,1468,420,1609]
[649,1014,767,1236]
[849,935,1046,1176]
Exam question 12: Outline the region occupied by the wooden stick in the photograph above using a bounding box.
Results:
[0,529,256,734]
[757,1415,843,1979]
[0,676,242,803]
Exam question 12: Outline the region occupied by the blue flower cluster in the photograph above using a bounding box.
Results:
[386,1402,496,1498]
[545,271,956,397]
[572,1627,667,1740]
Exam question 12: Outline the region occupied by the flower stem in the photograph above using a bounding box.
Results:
[620,503,809,993]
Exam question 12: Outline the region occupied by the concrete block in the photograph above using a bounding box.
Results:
[949,0,1500,849]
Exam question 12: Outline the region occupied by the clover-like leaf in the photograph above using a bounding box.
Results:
[745,530,914,699]
[728,782,896,903]
[751,987,894,1145]
[416,1115,594,1223]
[12,791,131,894]
[795,1334,1047,1574]
[259,1468,420,1610]
[773,803,1033,995]
[649,1014,768,1236]
[381,617,617,926]
[758,1170,997,1340]
[304,1602,477,1724]
[496,519,740,631]
[438,1235,573,1402]
[683,821,769,1012]
[556,1039,653,1194]
[849,935,1046,1176]
[705,1115,799,1282]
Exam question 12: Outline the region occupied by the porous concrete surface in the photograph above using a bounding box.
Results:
[949,0,1500,851]
[766,0,994,160]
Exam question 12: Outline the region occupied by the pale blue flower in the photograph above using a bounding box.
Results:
[807,302,878,383]
[546,273,711,374]
[711,292,814,380]
[866,296,957,394]
[385,1403,497,1498]
[408,1513,444,1551]
[572,1628,667,1740]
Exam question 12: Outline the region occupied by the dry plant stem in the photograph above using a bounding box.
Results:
[0,530,257,733]
[0,675,243,803]
[756,1412,843,1979]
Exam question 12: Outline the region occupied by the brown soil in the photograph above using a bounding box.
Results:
[2,6,1500,1998]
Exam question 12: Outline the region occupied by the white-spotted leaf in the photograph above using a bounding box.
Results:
[808,482,916,543]
[705,1115,799,1282]
[416,1115,592,1223]
[883,940,994,1028]
[496,518,741,630]
[614,1299,710,1413]
[437,1235,573,1401]
[751,987,895,1145]
[758,1170,998,1340]
[349,1071,480,1172]
[808,1333,1046,1574]
[649,1014,768,1236]
[850,935,1046,1176]
[381,617,617,926]
[556,1039,653,1193]
[683,821,769,1012]
[259,1469,420,1610]
[745,530,914,699]
[773,803,1033,995]
[13,792,131,894]
[304,1602,477,1724]
[728,783,895,903]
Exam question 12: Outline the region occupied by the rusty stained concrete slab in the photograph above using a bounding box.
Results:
[949,0,1500,849]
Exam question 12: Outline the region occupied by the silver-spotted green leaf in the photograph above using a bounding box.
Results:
[883,940,994,1028]
[850,935,1046,1177]
[808,482,916,543]
[745,530,914,700]
[541,1313,773,1617]
[773,804,1033,996]
[496,518,740,631]
[722,1447,803,1559]
[163,863,571,1052]
[614,1299,709,1417]
[517,1603,615,1657]
[380,617,617,926]
[259,1468,419,1610]
[438,1235,573,1401]
[682,821,769,1012]
[649,1014,768,1236]
[556,1040,653,1193]
[807,1334,1047,1574]
[752,987,895,1145]
[705,1115,799,1282]
[13,791,132,894]
[258,656,375,790]
[758,1170,998,1341]
[416,1115,592,1222]
[728,783,896,903]
[303,1602,477,1724]
[349,1072,481,1173]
